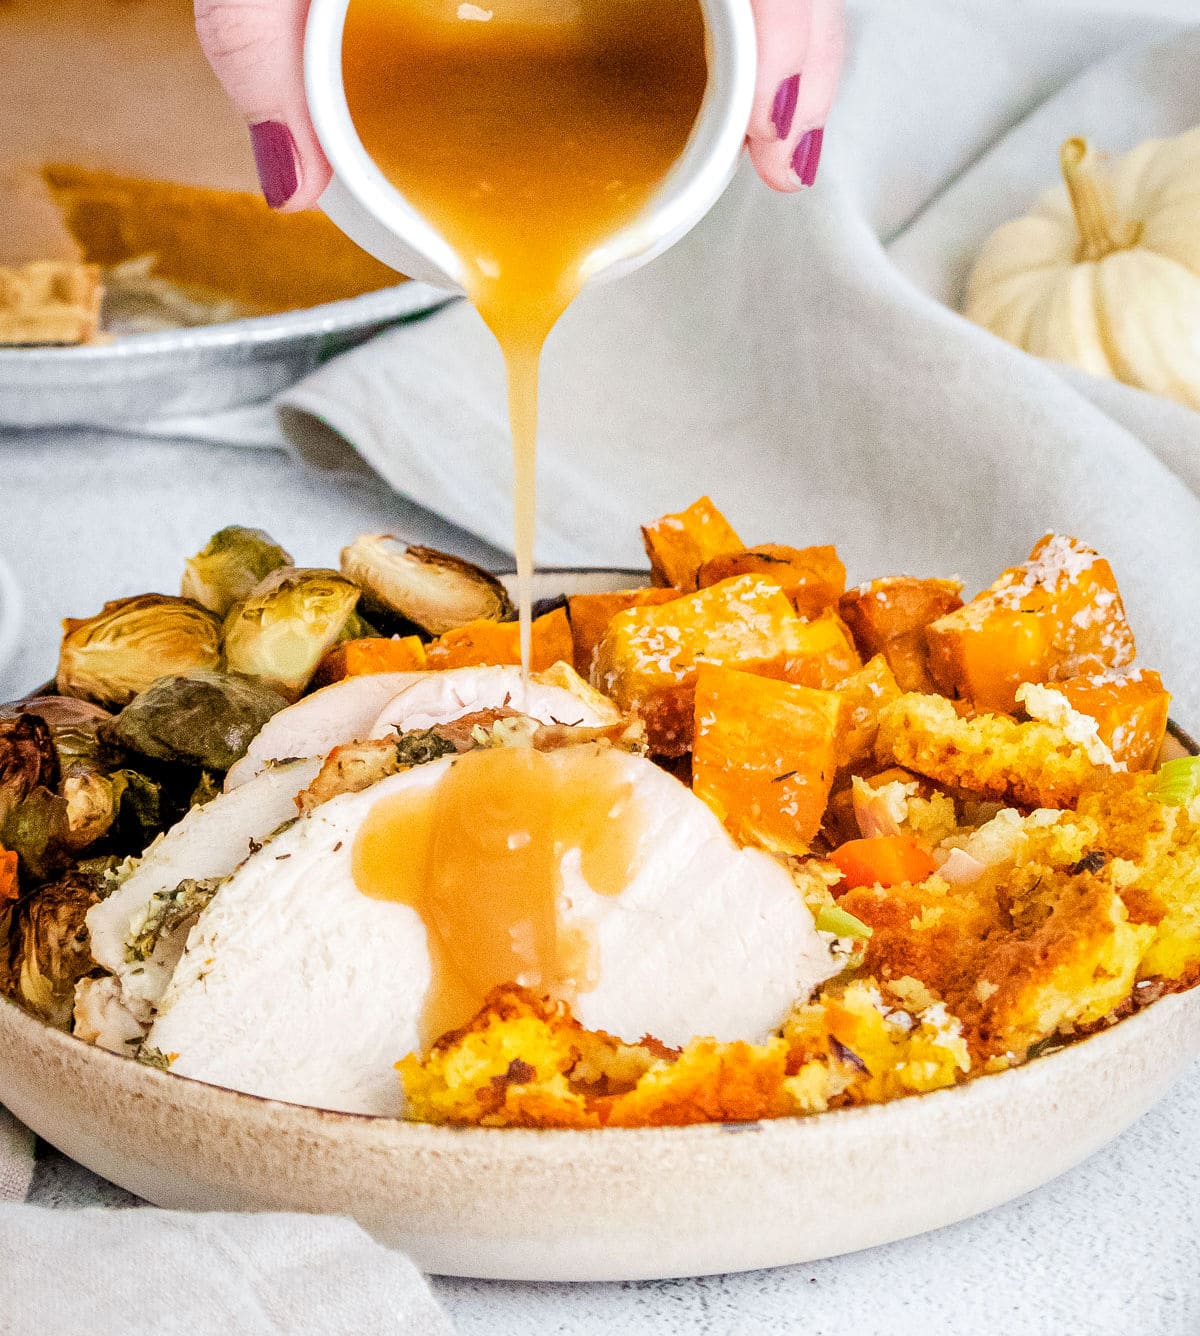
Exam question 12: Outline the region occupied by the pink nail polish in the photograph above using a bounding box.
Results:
[792,127,824,188]
[771,74,800,140]
[249,121,299,209]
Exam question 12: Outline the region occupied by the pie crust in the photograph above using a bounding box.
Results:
[0,260,103,346]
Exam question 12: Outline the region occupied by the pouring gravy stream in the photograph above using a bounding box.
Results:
[342,0,709,663]
[342,0,708,1034]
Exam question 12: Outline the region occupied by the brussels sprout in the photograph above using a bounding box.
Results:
[2,785,71,882]
[3,696,124,779]
[223,569,360,699]
[108,770,164,852]
[45,702,116,766]
[4,869,104,1028]
[181,526,293,616]
[0,714,59,828]
[57,595,223,708]
[110,671,289,772]
[341,535,512,635]
[189,771,222,808]
[61,770,117,850]
[338,609,382,642]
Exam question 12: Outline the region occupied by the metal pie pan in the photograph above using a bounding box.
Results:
[0,282,452,430]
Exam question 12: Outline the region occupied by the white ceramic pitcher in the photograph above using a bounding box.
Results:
[303,0,757,292]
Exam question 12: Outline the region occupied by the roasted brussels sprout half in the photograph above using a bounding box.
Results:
[2,785,71,882]
[56,767,164,856]
[61,770,117,850]
[57,595,223,708]
[340,535,513,636]
[181,526,294,616]
[0,714,71,880]
[110,671,289,772]
[223,568,361,700]
[3,868,105,1028]
[107,770,165,851]
[2,696,122,773]
[338,609,381,642]
[0,700,168,860]
[0,714,59,828]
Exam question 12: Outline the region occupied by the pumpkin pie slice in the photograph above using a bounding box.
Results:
[0,260,103,345]
[44,164,398,318]
[2,0,399,339]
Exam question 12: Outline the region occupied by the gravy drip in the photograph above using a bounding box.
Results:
[352,746,642,1044]
[342,0,709,661]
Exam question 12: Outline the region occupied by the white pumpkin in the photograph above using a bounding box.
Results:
[964,128,1200,410]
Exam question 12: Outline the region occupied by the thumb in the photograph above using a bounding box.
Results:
[195,0,331,211]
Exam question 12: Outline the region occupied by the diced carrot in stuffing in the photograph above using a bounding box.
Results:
[830,836,937,890]
[425,607,573,672]
[1057,670,1171,771]
[692,664,841,855]
[0,848,17,904]
[698,544,846,618]
[641,496,743,591]
[591,576,806,756]
[831,655,903,770]
[924,535,1135,714]
[839,577,964,693]
[313,634,427,686]
[567,588,679,678]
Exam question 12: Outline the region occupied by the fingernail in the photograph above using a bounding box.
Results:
[792,127,825,188]
[770,74,800,140]
[249,121,298,208]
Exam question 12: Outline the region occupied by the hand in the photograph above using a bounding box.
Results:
[746,0,844,191]
[195,0,845,213]
[195,0,329,212]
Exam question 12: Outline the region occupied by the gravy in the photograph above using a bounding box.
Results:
[342,0,708,658]
[352,746,642,1044]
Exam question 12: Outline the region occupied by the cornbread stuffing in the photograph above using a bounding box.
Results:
[399,980,970,1127]
[391,504,1198,1127]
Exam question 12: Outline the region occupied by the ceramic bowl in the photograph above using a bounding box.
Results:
[3,985,1198,1281]
[1,568,1197,1281]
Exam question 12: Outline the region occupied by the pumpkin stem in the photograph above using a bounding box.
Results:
[1060,137,1142,262]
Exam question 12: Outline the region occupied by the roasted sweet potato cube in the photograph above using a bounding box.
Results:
[840,577,965,651]
[698,544,846,617]
[924,535,1136,714]
[567,588,679,677]
[641,496,743,590]
[839,577,964,692]
[425,607,573,672]
[313,634,427,687]
[832,655,903,770]
[762,611,863,689]
[1057,670,1171,771]
[591,576,804,755]
[693,664,841,855]
[873,630,938,694]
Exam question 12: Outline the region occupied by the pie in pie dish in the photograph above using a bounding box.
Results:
[0,260,102,345]
[0,0,398,345]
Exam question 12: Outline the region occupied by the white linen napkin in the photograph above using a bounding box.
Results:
[0,1109,33,1203]
[279,3,1200,726]
[0,1203,454,1336]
